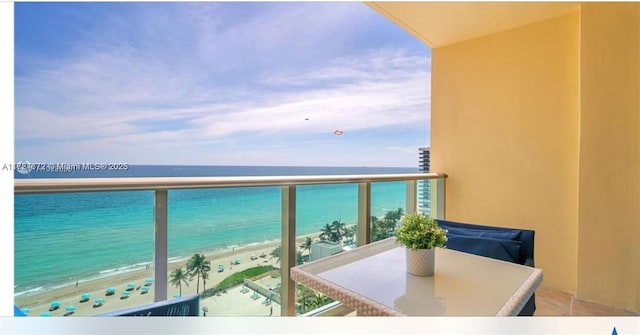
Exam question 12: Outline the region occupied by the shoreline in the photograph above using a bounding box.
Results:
[14,236,305,298]
[15,232,323,316]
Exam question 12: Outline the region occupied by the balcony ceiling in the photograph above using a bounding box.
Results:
[366,2,580,48]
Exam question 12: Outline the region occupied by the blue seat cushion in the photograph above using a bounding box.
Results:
[445,226,523,241]
[446,235,522,263]
[14,305,26,316]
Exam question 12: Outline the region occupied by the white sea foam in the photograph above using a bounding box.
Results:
[134,261,153,268]
[14,286,44,297]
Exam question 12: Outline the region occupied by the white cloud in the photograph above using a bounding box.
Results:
[15,3,430,166]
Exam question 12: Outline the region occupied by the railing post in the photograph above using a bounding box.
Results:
[405,180,417,214]
[431,178,446,220]
[281,185,296,316]
[154,190,168,302]
[357,182,371,247]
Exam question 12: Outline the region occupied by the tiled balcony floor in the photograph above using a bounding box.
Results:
[535,288,639,316]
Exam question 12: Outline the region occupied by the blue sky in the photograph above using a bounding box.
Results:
[14,2,431,167]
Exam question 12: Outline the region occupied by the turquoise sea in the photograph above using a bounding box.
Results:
[14,165,416,297]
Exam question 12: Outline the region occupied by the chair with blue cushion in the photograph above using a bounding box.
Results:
[436,219,536,316]
[14,305,26,316]
[94,294,200,316]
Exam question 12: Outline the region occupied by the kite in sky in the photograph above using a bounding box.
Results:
[334,130,344,135]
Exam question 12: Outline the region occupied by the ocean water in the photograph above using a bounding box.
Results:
[14,165,417,297]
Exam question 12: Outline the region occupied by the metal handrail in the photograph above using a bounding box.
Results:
[14,172,447,194]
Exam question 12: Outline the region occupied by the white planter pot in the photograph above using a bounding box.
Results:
[405,247,435,277]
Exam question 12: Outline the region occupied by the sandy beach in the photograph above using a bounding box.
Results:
[14,235,321,317]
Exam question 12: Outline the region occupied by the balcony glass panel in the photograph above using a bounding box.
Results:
[168,187,281,316]
[294,184,359,314]
[370,181,408,242]
[14,191,155,316]
[298,184,358,248]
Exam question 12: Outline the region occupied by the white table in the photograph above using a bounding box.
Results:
[290,238,543,316]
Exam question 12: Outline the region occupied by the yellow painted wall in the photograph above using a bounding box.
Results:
[577,3,640,312]
[430,13,580,293]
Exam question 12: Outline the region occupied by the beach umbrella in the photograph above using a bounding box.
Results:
[145,278,153,285]
[141,286,150,292]
[127,282,136,289]
[81,293,91,300]
[173,293,181,299]
[122,291,130,296]
[94,298,105,305]
[106,287,116,294]
[40,312,51,317]
[50,301,61,308]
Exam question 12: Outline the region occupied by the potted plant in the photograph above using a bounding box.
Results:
[395,212,448,276]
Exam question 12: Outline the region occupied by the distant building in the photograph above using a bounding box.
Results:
[418,147,431,215]
[309,241,343,261]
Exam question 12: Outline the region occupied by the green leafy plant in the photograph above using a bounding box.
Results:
[395,212,447,250]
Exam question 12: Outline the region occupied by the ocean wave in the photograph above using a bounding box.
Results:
[99,268,117,274]
[134,261,153,267]
[117,264,137,272]
[14,286,44,297]
[79,265,147,285]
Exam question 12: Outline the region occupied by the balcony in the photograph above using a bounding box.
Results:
[14,172,446,317]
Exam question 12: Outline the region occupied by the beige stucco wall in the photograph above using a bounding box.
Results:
[370,0,640,313]
[577,3,640,312]
[430,13,580,293]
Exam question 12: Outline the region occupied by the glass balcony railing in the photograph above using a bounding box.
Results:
[14,172,446,317]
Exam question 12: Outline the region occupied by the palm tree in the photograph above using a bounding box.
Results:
[271,245,281,264]
[300,237,313,254]
[331,220,346,242]
[382,208,404,232]
[296,250,304,265]
[385,208,404,223]
[296,284,316,313]
[343,225,356,243]
[170,268,189,297]
[319,223,334,241]
[371,216,387,242]
[201,270,209,293]
[187,253,211,294]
